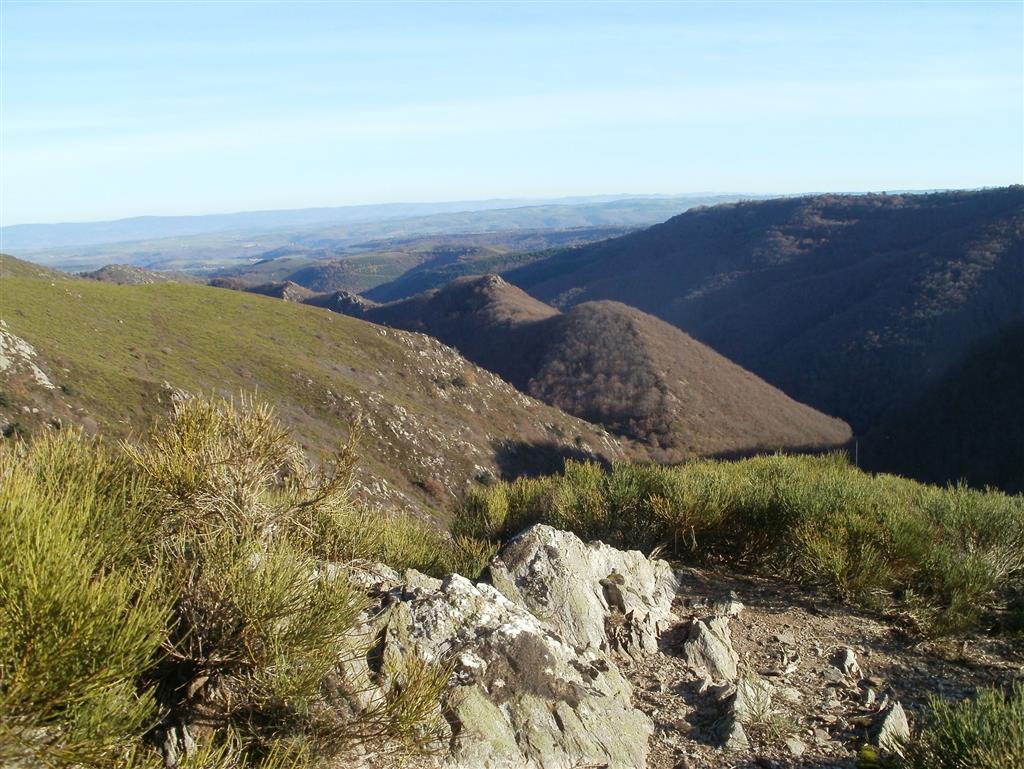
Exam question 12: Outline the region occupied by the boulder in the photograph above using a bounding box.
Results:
[488,524,680,658]
[366,570,654,769]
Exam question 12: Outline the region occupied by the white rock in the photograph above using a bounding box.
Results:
[733,677,774,723]
[363,566,654,768]
[834,646,862,678]
[785,736,807,757]
[683,617,739,681]
[489,524,679,658]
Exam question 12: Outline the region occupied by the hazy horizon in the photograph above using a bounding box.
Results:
[0,186,979,230]
[2,1,1021,225]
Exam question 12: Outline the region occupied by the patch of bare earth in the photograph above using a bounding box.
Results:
[620,567,1023,769]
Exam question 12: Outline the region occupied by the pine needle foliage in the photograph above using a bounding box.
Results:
[1,396,463,768]
[0,431,167,767]
[900,683,1024,769]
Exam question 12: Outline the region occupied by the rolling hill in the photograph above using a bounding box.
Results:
[328,274,852,461]
[213,227,636,297]
[0,255,629,520]
[503,187,1024,437]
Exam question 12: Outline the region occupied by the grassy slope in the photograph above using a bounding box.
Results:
[0,256,628,519]
[81,264,202,285]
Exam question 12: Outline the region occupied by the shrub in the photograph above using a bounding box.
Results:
[900,683,1024,769]
[452,453,1024,634]
[1,396,472,768]
[0,432,167,767]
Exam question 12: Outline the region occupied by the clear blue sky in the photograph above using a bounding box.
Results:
[2,1,1021,224]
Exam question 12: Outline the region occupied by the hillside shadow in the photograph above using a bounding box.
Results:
[491,439,610,481]
[707,438,855,463]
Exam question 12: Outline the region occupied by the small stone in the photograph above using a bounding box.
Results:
[774,631,796,646]
[873,701,910,755]
[672,718,693,735]
[822,666,845,684]
[813,727,832,745]
[708,681,737,702]
[833,647,862,678]
[712,591,744,618]
[785,737,807,757]
[722,718,750,751]
[862,687,877,708]
[697,673,714,694]
[779,686,803,705]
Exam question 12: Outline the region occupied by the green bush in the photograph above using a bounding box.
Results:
[1,396,472,768]
[452,453,1024,634]
[901,683,1024,769]
[0,433,167,767]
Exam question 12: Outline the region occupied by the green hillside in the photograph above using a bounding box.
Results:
[0,255,628,518]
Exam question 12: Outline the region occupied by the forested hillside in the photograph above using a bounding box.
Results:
[504,187,1024,436]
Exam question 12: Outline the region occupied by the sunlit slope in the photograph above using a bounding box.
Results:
[0,255,627,518]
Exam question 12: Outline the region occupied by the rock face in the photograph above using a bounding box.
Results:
[489,524,680,659]
[339,526,934,769]
[353,526,680,769]
[0,320,54,389]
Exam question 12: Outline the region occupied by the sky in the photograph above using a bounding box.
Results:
[1,1,1022,225]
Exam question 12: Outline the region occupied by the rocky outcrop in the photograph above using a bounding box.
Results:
[345,526,682,769]
[338,526,939,769]
[0,320,54,389]
[489,524,679,659]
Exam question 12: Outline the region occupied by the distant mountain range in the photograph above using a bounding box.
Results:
[4,194,760,272]
[0,195,634,250]
[208,226,636,296]
[253,274,851,461]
